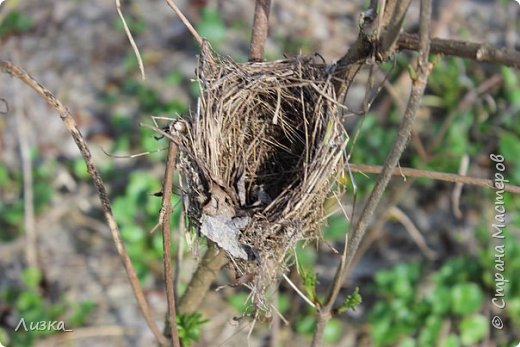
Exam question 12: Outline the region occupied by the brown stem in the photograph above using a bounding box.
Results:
[0,61,169,346]
[178,243,227,314]
[334,0,412,98]
[249,0,272,61]
[312,0,432,344]
[161,142,181,347]
[336,0,412,68]
[348,163,520,194]
[397,32,520,69]
[164,0,203,47]
[116,0,145,80]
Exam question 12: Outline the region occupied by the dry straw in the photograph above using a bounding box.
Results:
[176,45,349,313]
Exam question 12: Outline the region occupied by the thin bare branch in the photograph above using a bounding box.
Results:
[389,206,436,260]
[348,163,520,194]
[161,142,181,347]
[164,0,203,47]
[311,0,432,344]
[116,0,146,80]
[336,0,412,68]
[282,273,316,309]
[0,61,168,346]
[249,0,272,61]
[14,81,38,270]
[397,32,520,69]
[452,155,469,219]
[334,0,412,97]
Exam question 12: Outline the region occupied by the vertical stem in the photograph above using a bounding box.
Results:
[311,0,432,345]
[162,142,181,347]
[249,0,272,61]
[1,61,169,346]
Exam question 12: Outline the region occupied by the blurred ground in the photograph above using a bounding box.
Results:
[0,0,519,346]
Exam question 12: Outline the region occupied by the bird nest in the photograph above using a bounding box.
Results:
[176,46,348,313]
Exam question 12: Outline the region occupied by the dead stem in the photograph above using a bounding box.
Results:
[348,163,520,194]
[249,0,272,61]
[161,142,181,347]
[397,32,520,69]
[311,0,433,344]
[0,61,168,346]
[115,0,145,80]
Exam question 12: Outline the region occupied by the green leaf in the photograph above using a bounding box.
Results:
[177,312,208,346]
[277,293,290,314]
[407,64,417,81]
[501,66,520,110]
[21,268,42,290]
[166,70,183,85]
[399,337,416,347]
[0,164,9,186]
[69,300,95,326]
[0,11,34,37]
[228,292,250,312]
[0,327,9,346]
[299,267,317,303]
[442,334,461,347]
[428,286,451,315]
[451,283,483,315]
[295,315,315,335]
[337,287,362,314]
[417,315,442,346]
[499,131,520,184]
[295,242,317,269]
[72,159,90,181]
[112,196,136,226]
[16,292,45,323]
[459,314,487,346]
[507,297,520,326]
[121,224,145,243]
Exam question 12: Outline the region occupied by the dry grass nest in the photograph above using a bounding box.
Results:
[176,46,349,313]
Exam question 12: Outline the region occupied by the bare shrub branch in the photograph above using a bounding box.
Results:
[116,0,146,80]
[178,243,228,314]
[161,142,181,347]
[249,0,272,61]
[348,163,520,194]
[164,0,203,47]
[0,61,168,346]
[311,0,433,344]
[397,32,520,69]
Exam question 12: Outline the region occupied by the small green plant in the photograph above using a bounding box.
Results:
[368,239,520,347]
[337,287,362,314]
[177,312,208,347]
[112,171,182,281]
[0,10,34,37]
[0,159,54,241]
[1,268,94,346]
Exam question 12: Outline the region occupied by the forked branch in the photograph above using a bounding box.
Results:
[311,0,433,344]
